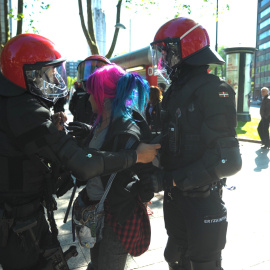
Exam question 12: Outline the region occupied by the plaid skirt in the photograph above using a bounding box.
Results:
[105,199,151,256]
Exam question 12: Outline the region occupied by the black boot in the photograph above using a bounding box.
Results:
[168,257,191,270]
[86,262,94,270]
[168,262,184,270]
[190,259,223,270]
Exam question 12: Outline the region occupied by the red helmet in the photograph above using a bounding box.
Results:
[77,55,111,90]
[1,33,67,103]
[150,17,224,82]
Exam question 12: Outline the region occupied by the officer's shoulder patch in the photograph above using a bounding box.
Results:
[218,91,229,98]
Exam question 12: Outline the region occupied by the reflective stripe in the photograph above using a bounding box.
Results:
[180,24,201,40]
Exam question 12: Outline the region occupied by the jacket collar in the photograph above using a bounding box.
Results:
[0,72,26,97]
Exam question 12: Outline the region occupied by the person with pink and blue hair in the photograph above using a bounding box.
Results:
[75,63,160,270]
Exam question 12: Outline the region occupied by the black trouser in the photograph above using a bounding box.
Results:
[0,210,53,270]
[163,187,227,266]
[257,117,270,146]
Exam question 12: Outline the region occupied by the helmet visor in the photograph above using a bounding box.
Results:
[24,60,68,103]
[150,38,181,84]
[77,59,108,89]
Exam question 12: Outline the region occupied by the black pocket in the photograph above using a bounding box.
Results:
[0,210,13,247]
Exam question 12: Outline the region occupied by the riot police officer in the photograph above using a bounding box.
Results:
[69,55,111,123]
[150,17,242,270]
[0,33,159,270]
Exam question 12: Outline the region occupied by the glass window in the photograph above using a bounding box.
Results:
[259,40,270,50]
[261,0,270,7]
[259,29,270,40]
[261,6,270,18]
[260,17,270,29]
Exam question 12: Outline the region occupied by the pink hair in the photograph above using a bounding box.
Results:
[86,64,126,123]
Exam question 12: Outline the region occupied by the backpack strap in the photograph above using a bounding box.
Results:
[96,136,137,213]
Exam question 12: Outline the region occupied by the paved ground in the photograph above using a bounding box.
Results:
[51,139,270,270]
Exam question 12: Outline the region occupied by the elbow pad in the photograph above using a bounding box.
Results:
[214,137,242,178]
[173,137,242,191]
[58,139,137,181]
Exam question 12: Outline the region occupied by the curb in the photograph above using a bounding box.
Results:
[237,137,261,144]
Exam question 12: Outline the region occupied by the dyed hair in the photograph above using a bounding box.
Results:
[86,64,126,125]
[113,72,149,119]
[86,63,149,126]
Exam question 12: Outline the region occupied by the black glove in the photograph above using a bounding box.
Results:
[55,176,74,198]
[66,121,92,139]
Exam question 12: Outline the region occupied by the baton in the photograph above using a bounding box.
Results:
[63,175,77,223]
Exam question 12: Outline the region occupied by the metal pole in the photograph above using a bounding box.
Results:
[215,0,218,75]
[129,19,131,52]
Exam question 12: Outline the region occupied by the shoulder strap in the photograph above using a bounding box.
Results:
[96,136,137,212]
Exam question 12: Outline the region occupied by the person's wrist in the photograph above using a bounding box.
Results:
[135,150,139,163]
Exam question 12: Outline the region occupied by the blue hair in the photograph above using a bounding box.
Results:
[112,73,149,120]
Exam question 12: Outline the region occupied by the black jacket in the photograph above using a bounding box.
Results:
[260,94,270,119]
[0,72,137,211]
[86,113,155,224]
[161,66,241,191]
[145,102,162,133]
[69,90,94,124]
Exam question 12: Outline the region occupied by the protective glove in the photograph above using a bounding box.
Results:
[66,121,92,139]
[55,176,74,198]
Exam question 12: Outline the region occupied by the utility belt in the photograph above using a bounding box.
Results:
[4,199,41,219]
[0,208,78,269]
[167,180,225,199]
[0,208,13,247]
[0,200,41,247]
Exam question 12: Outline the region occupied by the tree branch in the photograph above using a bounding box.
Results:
[4,0,10,43]
[78,0,99,55]
[16,0,23,35]
[105,0,122,59]
[87,0,99,54]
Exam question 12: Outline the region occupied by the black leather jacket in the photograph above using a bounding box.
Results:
[84,113,155,224]
[0,73,137,211]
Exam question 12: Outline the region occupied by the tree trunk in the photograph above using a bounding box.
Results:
[16,0,24,35]
[87,0,99,54]
[4,0,10,43]
[78,0,99,55]
[78,0,123,57]
[105,0,122,59]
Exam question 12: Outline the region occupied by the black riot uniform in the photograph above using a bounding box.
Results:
[69,85,93,123]
[150,17,242,270]
[0,34,154,270]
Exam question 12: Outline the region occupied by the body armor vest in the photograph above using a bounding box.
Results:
[160,72,236,171]
[0,95,47,206]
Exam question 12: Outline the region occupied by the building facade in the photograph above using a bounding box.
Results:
[66,60,82,78]
[0,0,12,45]
[255,0,270,99]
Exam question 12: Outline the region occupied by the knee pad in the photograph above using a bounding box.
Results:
[164,238,191,270]
[164,237,182,263]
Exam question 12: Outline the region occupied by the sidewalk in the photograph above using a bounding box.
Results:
[54,140,270,270]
